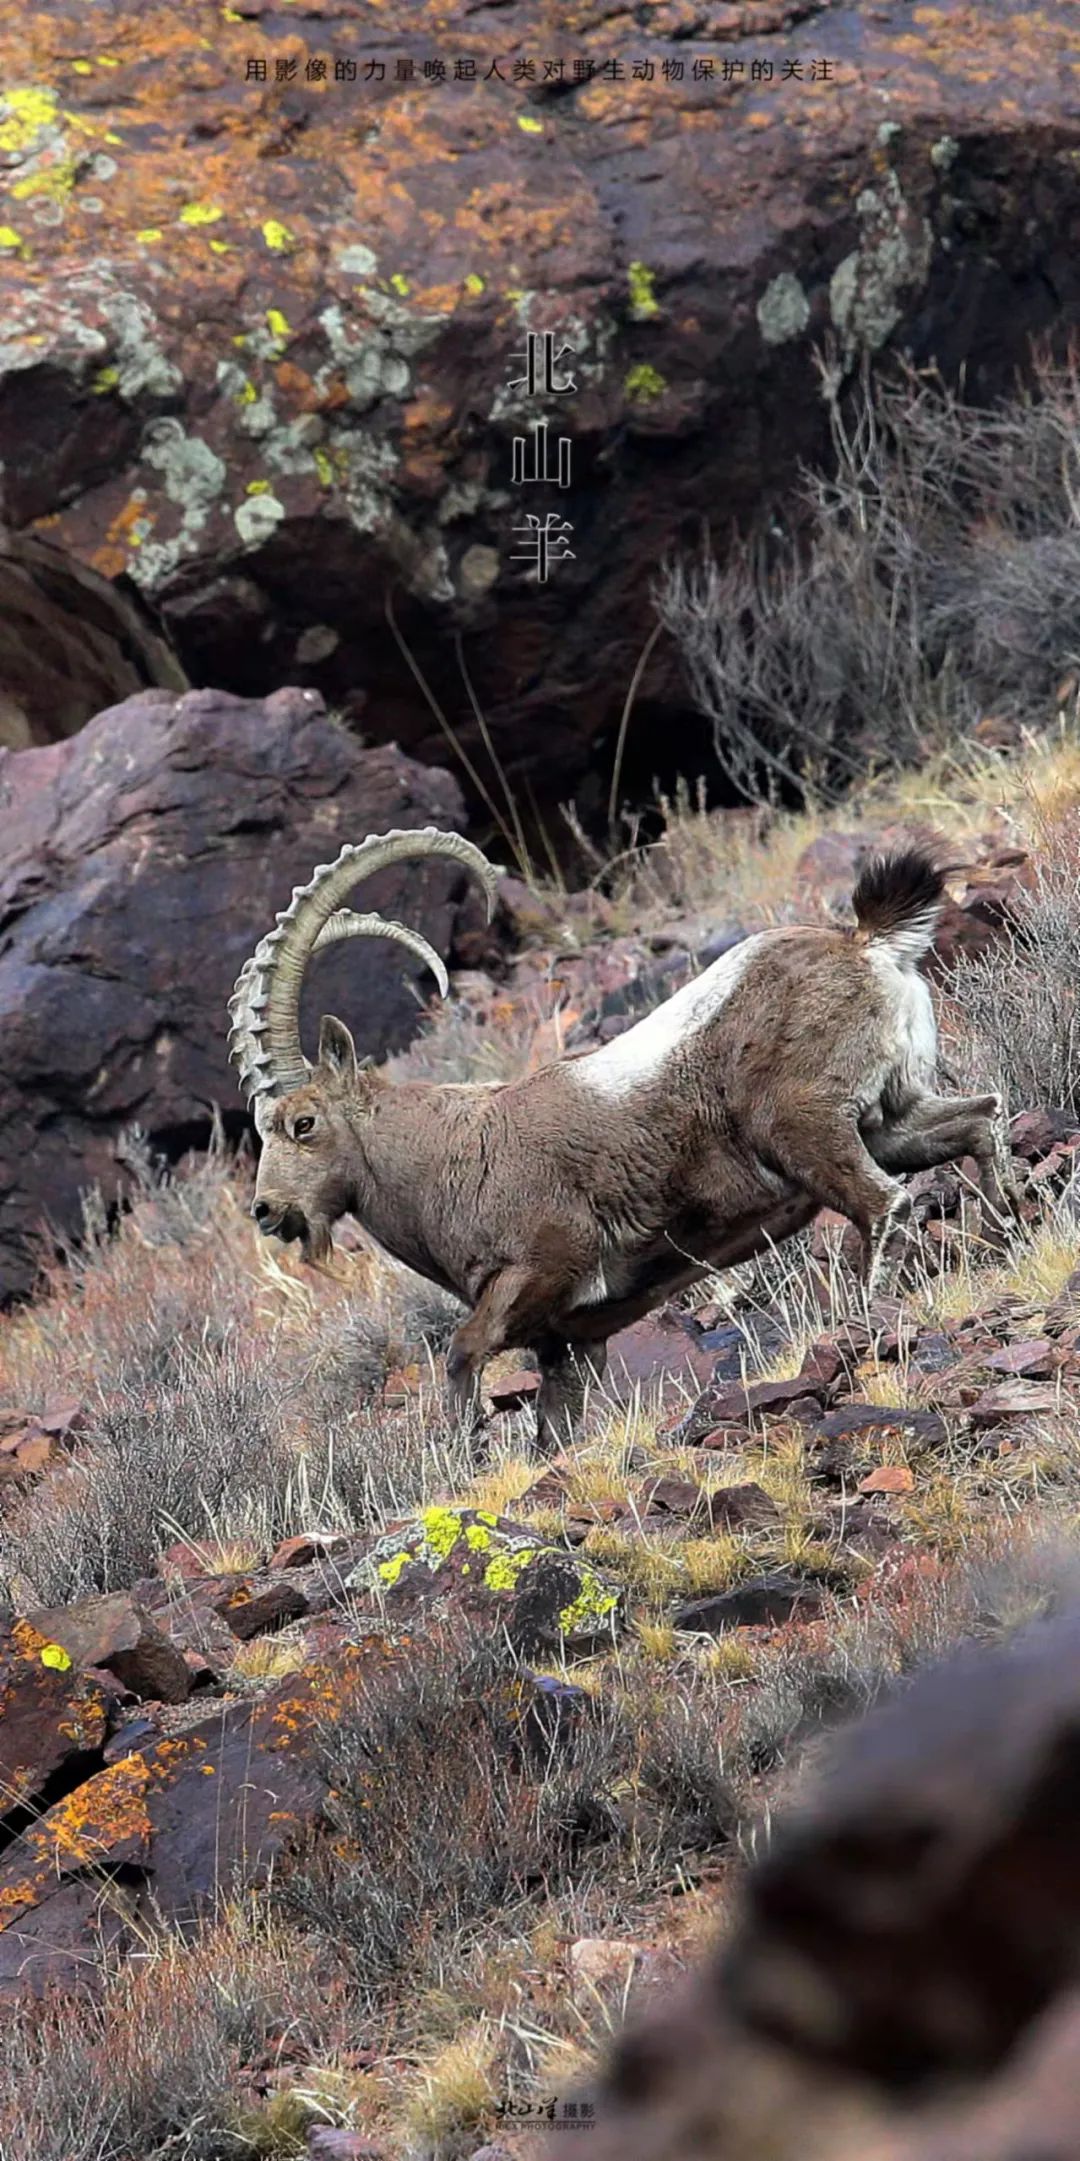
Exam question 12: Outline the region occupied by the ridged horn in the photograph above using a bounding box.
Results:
[226,827,498,1127]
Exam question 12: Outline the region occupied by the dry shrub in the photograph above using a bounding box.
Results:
[0,1908,335,2161]
[657,344,1080,801]
[942,804,1080,1118]
[287,1627,743,2005]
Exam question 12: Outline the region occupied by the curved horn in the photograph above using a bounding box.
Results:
[226,827,498,1122]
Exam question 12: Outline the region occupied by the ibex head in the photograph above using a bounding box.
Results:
[227,828,498,1262]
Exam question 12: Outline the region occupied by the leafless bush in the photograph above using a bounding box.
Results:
[286,1627,630,2002]
[656,344,1080,801]
[941,809,1080,1116]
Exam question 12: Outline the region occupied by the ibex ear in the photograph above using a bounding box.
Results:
[317,1014,359,1084]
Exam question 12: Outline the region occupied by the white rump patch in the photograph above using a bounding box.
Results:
[867,946,938,1089]
[575,933,765,1100]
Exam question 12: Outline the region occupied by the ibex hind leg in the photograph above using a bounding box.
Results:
[868,1091,1023,1257]
[761,1102,912,1302]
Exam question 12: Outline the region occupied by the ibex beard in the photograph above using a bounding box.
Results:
[229,830,1022,1455]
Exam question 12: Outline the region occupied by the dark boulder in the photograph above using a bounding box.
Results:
[0,684,482,1300]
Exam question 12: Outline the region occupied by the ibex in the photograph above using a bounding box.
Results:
[228,830,1020,1451]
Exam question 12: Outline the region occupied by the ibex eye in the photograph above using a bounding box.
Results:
[293,1115,315,1138]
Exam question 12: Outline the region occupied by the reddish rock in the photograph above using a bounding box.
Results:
[35,1394,90,1439]
[4,0,1078,842]
[673,1372,826,1445]
[0,528,185,752]
[268,1532,350,1572]
[212,1576,310,1642]
[0,687,478,1302]
[22,1595,191,1706]
[982,1339,1057,1379]
[970,1382,1061,1428]
[607,1306,717,1406]
[858,1465,915,1497]
[1009,1109,1080,1159]
[488,1368,542,1412]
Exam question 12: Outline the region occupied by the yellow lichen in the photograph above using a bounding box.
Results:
[92,365,120,393]
[517,115,543,134]
[235,378,257,404]
[377,1548,410,1587]
[261,219,296,252]
[624,363,667,401]
[464,1523,492,1551]
[463,273,485,295]
[245,477,271,493]
[420,1505,464,1561]
[389,272,410,295]
[482,1546,535,1591]
[313,447,333,485]
[11,160,77,201]
[208,239,230,253]
[558,1570,620,1638]
[39,1642,72,1672]
[266,307,291,338]
[0,227,24,250]
[136,227,162,243]
[627,260,660,320]
[179,201,224,225]
[0,88,59,153]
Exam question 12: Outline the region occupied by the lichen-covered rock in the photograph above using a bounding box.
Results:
[0,684,475,1301]
[4,5,1077,816]
[0,1639,397,1997]
[0,1615,113,1832]
[346,1505,624,1654]
[21,1593,192,1704]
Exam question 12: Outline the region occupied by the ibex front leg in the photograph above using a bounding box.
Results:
[446,1265,556,1439]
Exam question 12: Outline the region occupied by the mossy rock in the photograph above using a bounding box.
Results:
[346,1505,624,1655]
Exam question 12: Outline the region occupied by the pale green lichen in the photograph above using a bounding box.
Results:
[131,417,226,586]
[234,491,286,544]
[829,167,932,361]
[337,242,377,276]
[756,271,810,348]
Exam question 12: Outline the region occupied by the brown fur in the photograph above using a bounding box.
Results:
[250,853,1020,1452]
